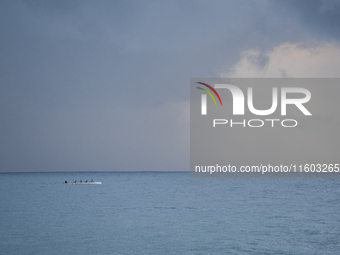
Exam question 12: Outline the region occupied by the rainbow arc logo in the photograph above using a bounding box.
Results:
[196,82,222,106]
[196,82,222,115]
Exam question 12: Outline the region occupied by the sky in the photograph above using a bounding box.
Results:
[1,0,340,172]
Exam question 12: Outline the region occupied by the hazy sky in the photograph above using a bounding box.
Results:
[1,0,340,172]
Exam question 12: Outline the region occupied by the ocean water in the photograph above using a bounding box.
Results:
[0,172,339,255]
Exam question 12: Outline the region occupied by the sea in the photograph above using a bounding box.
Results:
[0,172,339,255]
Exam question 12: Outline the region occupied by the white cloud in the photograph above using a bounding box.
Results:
[224,42,340,78]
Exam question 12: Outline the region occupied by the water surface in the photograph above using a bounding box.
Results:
[0,172,339,254]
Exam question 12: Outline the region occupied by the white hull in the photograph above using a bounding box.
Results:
[66,182,101,185]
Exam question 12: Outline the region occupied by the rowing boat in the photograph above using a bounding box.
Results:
[65,182,102,185]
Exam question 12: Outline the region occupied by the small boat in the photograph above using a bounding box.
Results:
[64,180,101,185]
[69,181,101,185]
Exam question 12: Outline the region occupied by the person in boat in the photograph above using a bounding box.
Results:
[74,180,77,183]
[65,180,67,183]
[80,180,82,183]
[91,179,94,182]
[85,180,87,183]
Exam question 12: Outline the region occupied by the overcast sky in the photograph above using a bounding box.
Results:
[1,0,340,172]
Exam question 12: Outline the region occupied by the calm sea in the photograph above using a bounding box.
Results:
[0,172,339,254]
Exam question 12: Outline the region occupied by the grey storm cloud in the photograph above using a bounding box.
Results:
[0,0,339,172]
[273,0,340,41]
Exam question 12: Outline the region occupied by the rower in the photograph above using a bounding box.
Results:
[65,180,68,183]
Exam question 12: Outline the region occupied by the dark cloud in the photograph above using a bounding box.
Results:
[273,0,340,41]
[0,0,337,171]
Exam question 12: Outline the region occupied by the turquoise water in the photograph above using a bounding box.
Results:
[0,172,339,254]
